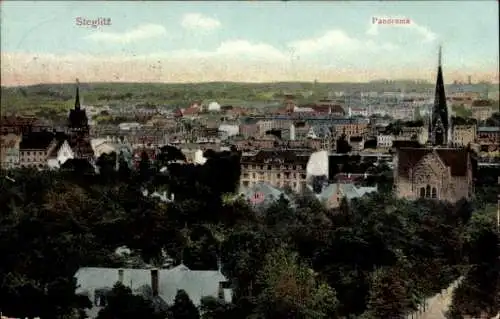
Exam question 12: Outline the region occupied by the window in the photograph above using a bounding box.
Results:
[421,185,437,199]
[277,173,281,179]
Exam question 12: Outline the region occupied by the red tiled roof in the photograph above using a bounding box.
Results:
[1,116,38,126]
[182,107,199,115]
[397,147,469,178]
[472,99,493,107]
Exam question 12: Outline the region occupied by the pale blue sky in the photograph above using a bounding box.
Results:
[1,1,498,84]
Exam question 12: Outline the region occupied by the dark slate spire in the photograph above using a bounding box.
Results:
[430,45,449,146]
[75,78,81,110]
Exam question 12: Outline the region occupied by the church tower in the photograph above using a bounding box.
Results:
[68,79,89,136]
[429,46,450,146]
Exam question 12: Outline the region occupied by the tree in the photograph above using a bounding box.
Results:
[96,282,163,319]
[169,290,200,319]
[139,151,152,183]
[336,134,352,154]
[254,247,338,319]
[200,296,235,319]
[364,267,408,319]
[117,153,132,181]
[96,152,117,183]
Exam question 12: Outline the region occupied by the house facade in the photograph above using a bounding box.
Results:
[0,134,21,169]
[240,150,309,193]
[75,265,231,318]
[451,125,476,147]
[19,132,57,169]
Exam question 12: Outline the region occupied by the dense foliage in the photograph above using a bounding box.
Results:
[0,148,498,318]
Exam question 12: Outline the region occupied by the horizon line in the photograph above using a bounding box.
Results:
[2,80,499,89]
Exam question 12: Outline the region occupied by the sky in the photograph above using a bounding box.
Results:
[1,1,499,86]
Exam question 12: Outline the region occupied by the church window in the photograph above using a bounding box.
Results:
[426,185,431,197]
[420,187,425,198]
[431,187,437,199]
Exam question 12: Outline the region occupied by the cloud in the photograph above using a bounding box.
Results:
[181,13,221,31]
[84,24,167,43]
[156,40,287,62]
[288,29,397,57]
[366,17,437,42]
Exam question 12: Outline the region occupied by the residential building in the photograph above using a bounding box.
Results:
[476,127,500,152]
[451,125,476,147]
[256,120,275,136]
[334,121,369,139]
[218,124,239,139]
[239,123,258,138]
[472,105,495,121]
[314,100,346,116]
[349,136,364,152]
[0,116,43,135]
[377,134,394,148]
[390,106,414,120]
[0,134,21,169]
[348,107,368,117]
[312,182,378,209]
[396,126,429,145]
[239,181,290,210]
[75,265,231,319]
[19,131,57,169]
[240,150,309,193]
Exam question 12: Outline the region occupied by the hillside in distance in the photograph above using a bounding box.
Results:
[1,81,496,117]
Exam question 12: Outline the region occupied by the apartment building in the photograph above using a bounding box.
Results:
[19,132,58,169]
[240,150,309,193]
[451,125,476,147]
[476,127,500,152]
[1,134,22,169]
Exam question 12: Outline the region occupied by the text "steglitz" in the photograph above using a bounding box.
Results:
[372,17,411,25]
[75,17,112,28]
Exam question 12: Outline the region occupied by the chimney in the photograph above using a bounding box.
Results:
[118,269,124,283]
[151,269,159,297]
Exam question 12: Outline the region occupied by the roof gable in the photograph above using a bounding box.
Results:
[397,147,469,177]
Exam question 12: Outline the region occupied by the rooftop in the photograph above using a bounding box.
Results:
[19,131,55,150]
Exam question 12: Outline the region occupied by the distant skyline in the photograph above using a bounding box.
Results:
[1,1,499,86]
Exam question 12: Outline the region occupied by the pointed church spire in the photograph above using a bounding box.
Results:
[438,45,442,68]
[430,45,449,146]
[75,78,81,110]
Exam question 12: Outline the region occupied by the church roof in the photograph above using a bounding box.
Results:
[397,147,469,177]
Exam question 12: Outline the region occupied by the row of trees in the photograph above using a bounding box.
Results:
[0,146,498,318]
